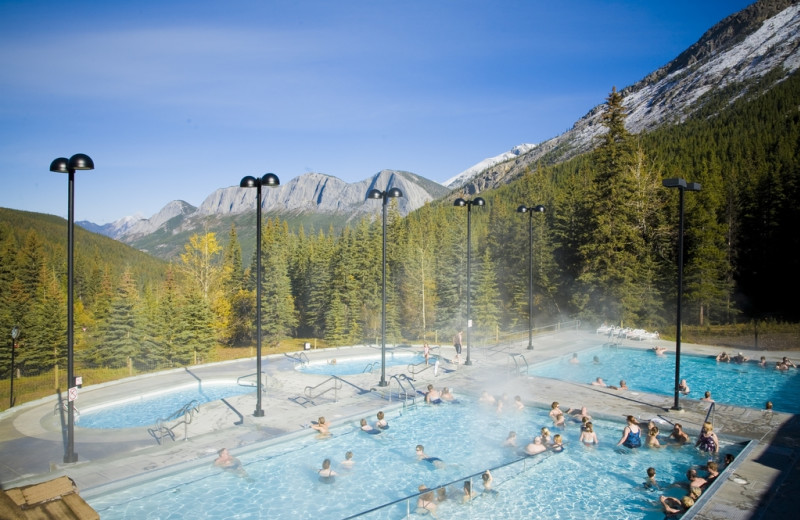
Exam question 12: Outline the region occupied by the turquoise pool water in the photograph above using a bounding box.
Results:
[296,351,425,376]
[528,346,800,413]
[77,381,255,429]
[84,397,740,519]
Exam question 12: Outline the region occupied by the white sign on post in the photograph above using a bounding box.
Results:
[68,387,78,402]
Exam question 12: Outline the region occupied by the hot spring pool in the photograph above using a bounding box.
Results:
[528,346,800,413]
[296,351,426,376]
[77,381,255,429]
[84,396,742,519]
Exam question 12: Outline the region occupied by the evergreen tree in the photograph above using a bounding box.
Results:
[472,247,501,338]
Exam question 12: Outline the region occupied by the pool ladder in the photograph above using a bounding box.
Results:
[303,376,344,404]
[508,353,528,376]
[388,374,418,406]
[147,399,200,444]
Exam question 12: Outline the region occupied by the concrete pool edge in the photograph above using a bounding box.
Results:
[2,330,799,519]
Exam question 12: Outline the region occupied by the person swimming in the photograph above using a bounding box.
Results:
[579,422,599,446]
[416,444,444,468]
[318,458,336,483]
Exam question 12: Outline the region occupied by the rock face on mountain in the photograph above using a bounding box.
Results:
[454,0,800,195]
[105,169,449,241]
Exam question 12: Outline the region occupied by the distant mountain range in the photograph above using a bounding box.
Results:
[78,0,800,260]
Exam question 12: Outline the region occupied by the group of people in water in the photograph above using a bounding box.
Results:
[716,351,797,371]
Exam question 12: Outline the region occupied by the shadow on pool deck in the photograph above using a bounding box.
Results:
[1,330,798,519]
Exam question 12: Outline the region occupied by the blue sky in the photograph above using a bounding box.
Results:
[0,0,753,224]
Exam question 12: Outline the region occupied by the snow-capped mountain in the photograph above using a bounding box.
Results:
[443,144,537,190]
[452,0,800,195]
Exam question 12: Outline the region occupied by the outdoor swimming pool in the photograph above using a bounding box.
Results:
[528,346,800,413]
[77,381,255,429]
[296,351,426,376]
[84,396,742,519]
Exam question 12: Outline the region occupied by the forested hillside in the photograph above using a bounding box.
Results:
[1,68,798,388]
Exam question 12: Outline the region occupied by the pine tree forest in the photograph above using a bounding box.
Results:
[1,70,799,390]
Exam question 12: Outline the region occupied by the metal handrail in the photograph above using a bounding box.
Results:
[388,374,417,403]
[304,376,344,402]
[362,361,380,373]
[704,401,716,426]
[342,449,557,519]
[237,372,267,390]
[284,352,309,365]
[408,359,433,375]
[508,353,528,375]
[147,399,200,444]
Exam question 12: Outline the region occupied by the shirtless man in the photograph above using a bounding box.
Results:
[425,384,442,404]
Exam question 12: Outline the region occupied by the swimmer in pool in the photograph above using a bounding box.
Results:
[540,427,552,445]
[553,412,566,428]
[678,379,690,395]
[376,411,389,430]
[479,391,496,405]
[214,448,248,477]
[701,390,714,402]
[425,384,442,404]
[652,346,667,356]
[416,485,438,516]
[569,353,579,364]
[549,401,565,421]
[318,458,337,483]
[340,451,354,469]
[579,422,599,446]
[416,444,444,468]
[551,434,564,452]
[481,470,497,494]
[669,423,690,444]
[645,426,661,448]
[462,481,477,503]
[617,415,642,448]
[716,351,730,362]
[644,467,659,490]
[660,495,694,515]
[695,421,719,453]
[514,395,524,411]
[441,387,455,401]
[523,436,546,455]
[360,418,380,434]
[567,405,592,422]
[503,431,517,448]
[311,416,330,436]
[591,377,607,387]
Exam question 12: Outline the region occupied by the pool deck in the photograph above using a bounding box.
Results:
[1,330,798,519]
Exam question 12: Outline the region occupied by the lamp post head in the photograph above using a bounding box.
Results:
[240,176,257,188]
[261,173,280,187]
[453,198,466,207]
[50,157,71,174]
[68,154,94,171]
[686,182,701,192]
[662,178,687,189]
[368,189,383,200]
[11,326,19,340]
[473,197,485,207]
[386,187,403,199]
[517,204,545,214]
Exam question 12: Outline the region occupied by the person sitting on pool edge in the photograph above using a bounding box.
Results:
[318,458,337,483]
[416,444,444,468]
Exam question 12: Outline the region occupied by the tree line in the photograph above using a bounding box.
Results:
[1,69,798,377]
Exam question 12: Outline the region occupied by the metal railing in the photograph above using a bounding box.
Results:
[508,353,528,376]
[304,376,344,403]
[342,450,557,519]
[284,352,309,365]
[237,372,267,390]
[147,399,200,444]
[362,361,380,373]
[388,374,417,404]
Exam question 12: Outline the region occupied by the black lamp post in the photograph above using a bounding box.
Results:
[517,204,545,350]
[453,196,485,366]
[240,173,280,417]
[368,187,403,387]
[9,326,19,408]
[50,153,94,463]
[663,178,701,411]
